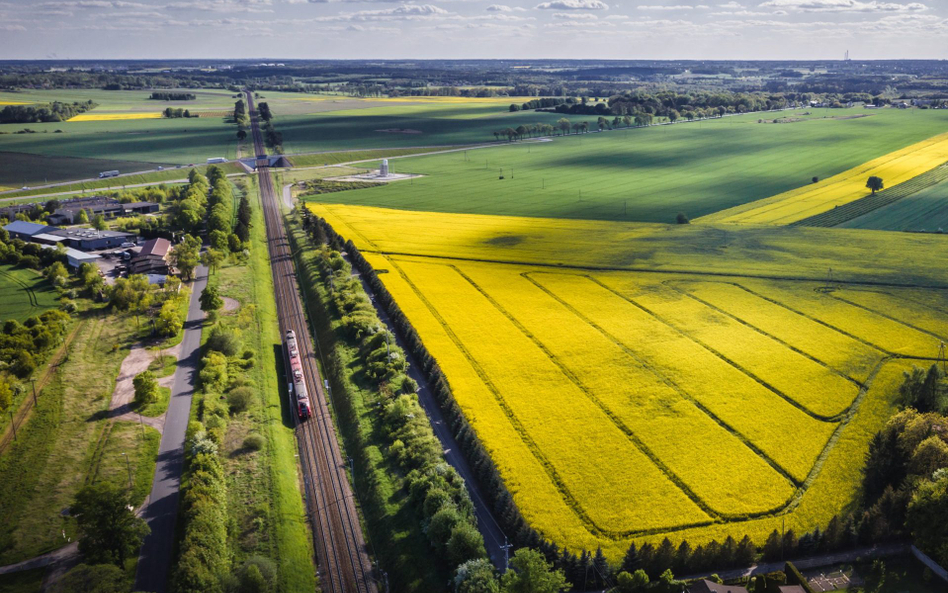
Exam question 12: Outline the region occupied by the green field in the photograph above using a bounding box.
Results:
[0,88,238,113]
[0,151,169,188]
[0,266,60,323]
[0,116,238,173]
[0,161,245,200]
[299,108,948,223]
[840,174,948,232]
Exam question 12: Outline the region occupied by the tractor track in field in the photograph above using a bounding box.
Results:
[374,252,943,540]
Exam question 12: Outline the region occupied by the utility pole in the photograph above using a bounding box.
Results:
[501,536,513,571]
[30,378,37,406]
[122,452,133,491]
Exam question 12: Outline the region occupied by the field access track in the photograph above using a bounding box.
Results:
[249,92,376,593]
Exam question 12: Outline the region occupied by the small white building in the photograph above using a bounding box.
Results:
[379,159,389,177]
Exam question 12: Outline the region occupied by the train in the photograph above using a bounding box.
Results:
[285,330,312,420]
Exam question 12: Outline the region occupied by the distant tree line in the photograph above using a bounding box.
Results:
[150,91,196,101]
[0,100,96,123]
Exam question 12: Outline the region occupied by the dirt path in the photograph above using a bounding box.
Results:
[0,321,84,456]
[106,340,184,432]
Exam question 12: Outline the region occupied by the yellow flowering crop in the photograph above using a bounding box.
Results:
[66,112,163,122]
[311,203,947,559]
[701,131,948,225]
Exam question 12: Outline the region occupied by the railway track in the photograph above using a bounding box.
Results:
[247,91,376,593]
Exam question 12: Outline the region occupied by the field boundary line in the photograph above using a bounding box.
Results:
[353,249,948,291]
[383,256,716,539]
[665,280,869,387]
[827,292,948,345]
[450,264,732,521]
[522,270,807,488]
[585,275,849,423]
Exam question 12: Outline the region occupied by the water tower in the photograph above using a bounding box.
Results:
[379,159,389,177]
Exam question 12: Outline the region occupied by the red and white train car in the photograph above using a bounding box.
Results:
[285,330,312,420]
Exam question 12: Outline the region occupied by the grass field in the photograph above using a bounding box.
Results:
[0,308,157,565]
[0,265,60,323]
[0,151,169,188]
[0,89,238,113]
[840,174,948,232]
[298,108,948,223]
[701,131,948,225]
[0,115,238,172]
[310,203,948,559]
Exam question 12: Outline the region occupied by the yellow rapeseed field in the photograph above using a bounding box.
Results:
[0,101,31,106]
[310,203,948,559]
[66,112,163,122]
[700,131,948,225]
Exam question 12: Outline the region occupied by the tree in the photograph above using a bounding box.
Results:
[92,214,106,231]
[0,379,11,414]
[500,548,568,593]
[71,482,150,567]
[133,370,158,406]
[156,300,182,338]
[77,209,89,224]
[447,522,487,566]
[200,285,223,314]
[454,558,499,593]
[47,563,129,593]
[616,569,648,593]
[237,129,247,141]
[172,241,200,281]
[556,118,571,136]
[45,261,68,286]
[676,213,689,224]
[201,248,225,275]
[812,176,819,184]
[866,176,884,194]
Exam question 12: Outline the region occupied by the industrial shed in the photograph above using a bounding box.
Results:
[49,228,134,250]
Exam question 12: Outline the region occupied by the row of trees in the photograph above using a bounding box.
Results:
[256,102,282,153]
[150,92,196,101]
[307,234,490,579]
[0,100,96,123]
[162,107,196,119]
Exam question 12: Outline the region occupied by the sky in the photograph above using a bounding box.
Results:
[1,0,946,60]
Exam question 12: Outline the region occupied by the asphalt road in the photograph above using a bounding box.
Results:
[134,265,208,593]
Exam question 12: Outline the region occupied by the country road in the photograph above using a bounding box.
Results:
[134,265,208,593]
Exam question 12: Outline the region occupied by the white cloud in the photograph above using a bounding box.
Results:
[553,11,597,17]
[535,0,608,9]
[485,4,525,10]
[636,4,696,9]
[759,0,927,12]
[718,0,742,6]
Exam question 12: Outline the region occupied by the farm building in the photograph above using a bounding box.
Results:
[129,237,172,275]
[3,221,58,241]
[64,248,100,269]
[49,228,134,250]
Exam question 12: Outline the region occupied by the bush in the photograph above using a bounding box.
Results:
[206,325,241,356]
[228,386,253,414]
[243,433,265,451]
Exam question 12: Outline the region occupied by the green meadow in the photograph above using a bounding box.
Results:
[840,174,948,232]
[0,88,238,113]
[0,266,60,323]
[300,108,948,223]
